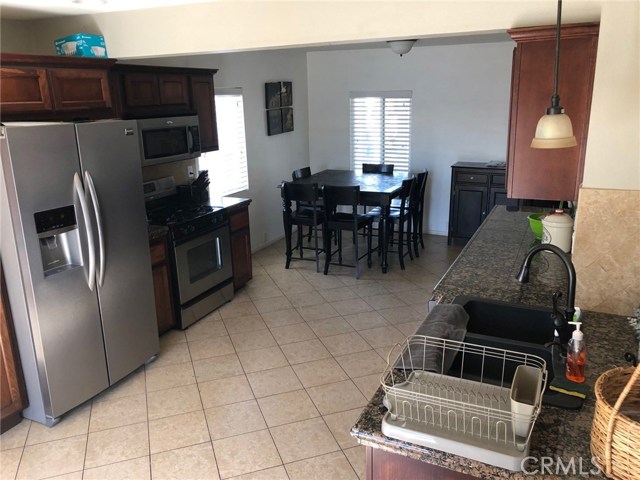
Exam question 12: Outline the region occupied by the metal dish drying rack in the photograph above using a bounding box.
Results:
[380,335,547,471]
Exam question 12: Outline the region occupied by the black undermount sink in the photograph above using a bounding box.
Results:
[449,296,582,409]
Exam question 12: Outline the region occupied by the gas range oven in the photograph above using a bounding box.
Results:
[145,177,234,329]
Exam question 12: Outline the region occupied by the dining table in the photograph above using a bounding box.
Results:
[289,169,412,273]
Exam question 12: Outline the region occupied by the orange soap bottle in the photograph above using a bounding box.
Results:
[566,322,586,383]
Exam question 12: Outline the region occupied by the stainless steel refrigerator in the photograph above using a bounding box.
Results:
[0,120,159,426]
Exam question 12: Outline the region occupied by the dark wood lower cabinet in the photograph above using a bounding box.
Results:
[228,203,253,290]
[0,264,28,433]
[149,235,176,335]
[366,447,473,480]
[448,162,517,245]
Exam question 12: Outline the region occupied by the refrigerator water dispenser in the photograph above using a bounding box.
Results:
[34,205,82,276]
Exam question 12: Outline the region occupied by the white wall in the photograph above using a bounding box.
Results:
[0,19,38,53]
[307,41,514,235]
[583,0,639,189]
[128,50,310,251]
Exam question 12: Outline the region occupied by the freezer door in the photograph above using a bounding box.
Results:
[1,123,109,422]
[75,120,159,384]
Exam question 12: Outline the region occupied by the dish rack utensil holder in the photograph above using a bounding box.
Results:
[381,335,547,471]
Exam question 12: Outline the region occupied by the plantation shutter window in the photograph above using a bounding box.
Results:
[350,91,412,173]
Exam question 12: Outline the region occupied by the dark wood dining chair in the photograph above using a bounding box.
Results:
[291,167,324,243]
[281,181,324,272]
[362,163,394,174]
[322,185,373,279]
[291,167,312,180]
[369,176,415,270]
[414,170,429,253]
[391,169,428,256]
[359,163,395,216]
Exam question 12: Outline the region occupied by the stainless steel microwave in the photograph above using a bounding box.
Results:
[137,115,201,167]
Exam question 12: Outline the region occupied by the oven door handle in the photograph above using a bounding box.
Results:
[216,236,223,269]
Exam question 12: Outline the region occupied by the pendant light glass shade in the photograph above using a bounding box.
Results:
[530,0,577,149]
[531,112,577,148]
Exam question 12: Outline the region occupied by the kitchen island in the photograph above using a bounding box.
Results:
[351,206,638,479]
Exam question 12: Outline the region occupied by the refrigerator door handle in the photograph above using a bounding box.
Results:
[73,172,96,291]
[84,170,106,287]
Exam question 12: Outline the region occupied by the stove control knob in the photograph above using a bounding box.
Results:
[188,225,196,234]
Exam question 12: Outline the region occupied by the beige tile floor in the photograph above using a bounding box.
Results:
[0,234,462,480]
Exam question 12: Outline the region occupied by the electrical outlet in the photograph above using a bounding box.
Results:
[187,165,195,179]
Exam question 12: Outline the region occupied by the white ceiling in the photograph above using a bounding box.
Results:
[0,0,215,20]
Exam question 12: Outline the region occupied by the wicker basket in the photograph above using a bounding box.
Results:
[591,365,640,479]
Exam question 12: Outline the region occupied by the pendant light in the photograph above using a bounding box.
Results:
[387,40,417,57]
[531,0,577,149]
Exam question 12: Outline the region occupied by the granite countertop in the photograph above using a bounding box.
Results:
[351,206,638,479]
[209,196,252,211]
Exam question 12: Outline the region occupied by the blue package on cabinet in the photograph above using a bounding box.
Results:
[55,33,108,58]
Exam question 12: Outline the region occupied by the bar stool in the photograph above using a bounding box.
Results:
[369,176,415,270]
[281,181,324,272]
[292,167,324,243]
[391,169,428,257]
[322,185,373,279]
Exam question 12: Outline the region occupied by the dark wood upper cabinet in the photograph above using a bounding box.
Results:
[48,68,112,111]
[0,65,52,113]
[190,74,219,151]
[122,73,160,106]
[111,64,219,152]
[506,23,599,202]
[159,74,190,106]
[0,55,220,152]
[119,71,190,109]
[0,53,116,121]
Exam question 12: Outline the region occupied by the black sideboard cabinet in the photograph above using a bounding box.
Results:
[448,162,518,245]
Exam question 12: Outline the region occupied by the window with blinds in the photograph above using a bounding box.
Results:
[350,91,412,172]
[198,88,249,197]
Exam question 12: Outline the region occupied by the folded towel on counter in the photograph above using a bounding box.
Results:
[549,376,590,399]
[394,304,469,374]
